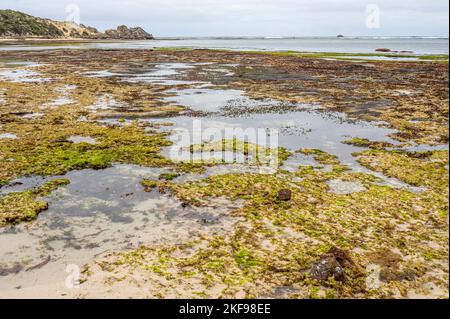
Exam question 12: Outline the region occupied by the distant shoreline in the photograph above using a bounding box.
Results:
[0,37,448,58]
[0,38,136,44]
[1,36,449,43]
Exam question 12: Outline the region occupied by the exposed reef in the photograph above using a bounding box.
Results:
[0,47,447,299]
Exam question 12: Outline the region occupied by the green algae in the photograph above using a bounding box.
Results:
[0,49,447,298]
[159,172,180,181]
[343,138,396,150]
[0,120,173,183]
[102,148,448,298]
[355,150,449,190]
[187,138,292,166]
[297,149,340,165]
[141,179,158,192]
[0,178,69,226]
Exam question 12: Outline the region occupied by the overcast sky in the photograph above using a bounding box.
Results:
[1,0,448,37]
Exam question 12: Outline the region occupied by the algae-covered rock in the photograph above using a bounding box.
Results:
[0,178,70,226]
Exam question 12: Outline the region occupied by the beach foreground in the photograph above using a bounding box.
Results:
[0,48,448,299]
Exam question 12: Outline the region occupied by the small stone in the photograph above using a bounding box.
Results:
[277,189,292,201]
[181,202,190,208]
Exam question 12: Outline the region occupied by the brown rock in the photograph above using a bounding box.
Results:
[277,189,292,201]
[375,48,392,52]
[309,247,358,283]
[310,254,346,282]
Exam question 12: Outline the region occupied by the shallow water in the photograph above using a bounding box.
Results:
[42,85,77,108]
[0,69,46,83]
[0,61,49,83]
[83,63,199,86]
[67,136,97,145]
[152,86,436,191]
[0,165,242,295]
[334,55,422,61]
[155,85,399,168]
[1,38,448,55]
[0,133,17,140]
[168,113,394,160]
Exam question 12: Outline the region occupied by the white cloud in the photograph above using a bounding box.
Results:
[1,0,448,37]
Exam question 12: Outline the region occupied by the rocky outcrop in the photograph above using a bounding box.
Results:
[0,10,153,40]
[105,25,153,40]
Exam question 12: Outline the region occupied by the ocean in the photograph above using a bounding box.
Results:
[0,37,448,55]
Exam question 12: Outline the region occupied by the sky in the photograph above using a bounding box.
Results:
[1,0,448,37]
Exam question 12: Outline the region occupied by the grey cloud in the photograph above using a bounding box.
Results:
[0,0,448,37]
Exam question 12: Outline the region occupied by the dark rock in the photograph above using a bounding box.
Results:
[310,254,346,282]
[201,218,213,225]
[181,202,190,208]
[375,48,392,53]
[7,181,23,187]
[50,137,68,144]
[310,247,358,283]
[277,189,292,201]
[0,263,23,276]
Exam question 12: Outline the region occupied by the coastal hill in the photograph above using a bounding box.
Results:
[0,9,153,40]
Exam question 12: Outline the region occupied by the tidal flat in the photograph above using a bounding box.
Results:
[0,48,448,299]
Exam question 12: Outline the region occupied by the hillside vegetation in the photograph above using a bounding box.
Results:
[0,10,63,37]
[0,9,153,39]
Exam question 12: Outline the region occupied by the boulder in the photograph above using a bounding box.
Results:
[309,247,357,283]
[310,254,346,282]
